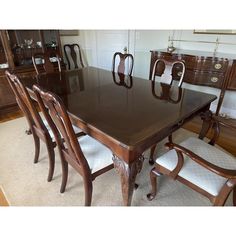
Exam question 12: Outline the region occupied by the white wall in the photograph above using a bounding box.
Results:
[60,30,236,118]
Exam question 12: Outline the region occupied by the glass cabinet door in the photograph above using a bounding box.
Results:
[0,34,8,69]
[41,30,61,59]
[7,30,43,67]
[42,30,59,50]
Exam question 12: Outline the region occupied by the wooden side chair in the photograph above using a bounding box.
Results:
[112,52,134,76]
[149,59,186,165]
[63,44,84,70]
[5,71,81,182]
[32,52,61,75]
[147,112,236,206]
[5,70,57,181]
[151,58,185,87]
[5,70,34,135]
[32,84,114,206]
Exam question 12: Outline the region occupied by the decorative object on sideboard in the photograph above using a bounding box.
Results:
[167,36,176,53]
[24,39,33,49]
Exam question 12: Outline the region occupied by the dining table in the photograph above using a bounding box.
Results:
[21,66,217,206]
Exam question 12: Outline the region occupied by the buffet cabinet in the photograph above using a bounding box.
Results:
[0,30,63,114]
[149,49,236,115]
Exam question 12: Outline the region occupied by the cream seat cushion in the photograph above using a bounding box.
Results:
[42,119,82,141]
[42,117,113,173]
[156,137,236,196]
[78,135,113,173]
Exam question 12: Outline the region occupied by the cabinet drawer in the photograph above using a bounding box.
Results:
[194,59,229,72]
[184,70,225,88]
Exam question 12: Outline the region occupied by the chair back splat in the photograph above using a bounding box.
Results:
[112,52,134,76]
[63,44,84,70]
[151,59,185,87]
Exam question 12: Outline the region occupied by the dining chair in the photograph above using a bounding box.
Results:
[32,84,114,206]
[112,52,134,76]
[149,59,186,165]
[32,52,61,75]
[5,71,82,182]
[151,58,185,87]
[63,44,84,70]
[147,112,236,206]
[5,70,56,181]
[5,70,33,135]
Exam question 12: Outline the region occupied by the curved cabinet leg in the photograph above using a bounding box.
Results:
[113,154,144,206]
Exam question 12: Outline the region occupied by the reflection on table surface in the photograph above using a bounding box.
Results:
[22,66,217,147]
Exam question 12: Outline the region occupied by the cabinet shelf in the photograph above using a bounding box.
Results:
[0,29,63,111]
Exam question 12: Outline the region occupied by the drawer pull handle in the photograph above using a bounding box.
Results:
[214,63,222,69]
[211,77,218,83]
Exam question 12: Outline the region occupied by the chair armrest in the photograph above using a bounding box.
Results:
[208,115,236,145]
[213,115,236,131]
[165,142,236,179]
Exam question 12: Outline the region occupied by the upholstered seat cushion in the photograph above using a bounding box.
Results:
[156,137,236,196]
[78,135,113,173]
[42,119,82,141]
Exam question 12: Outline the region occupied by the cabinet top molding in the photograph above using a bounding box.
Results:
[194,30,236,35]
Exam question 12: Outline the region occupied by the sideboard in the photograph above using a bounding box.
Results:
[149,49,236,115]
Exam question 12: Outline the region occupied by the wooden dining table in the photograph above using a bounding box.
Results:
[22,66,217,206]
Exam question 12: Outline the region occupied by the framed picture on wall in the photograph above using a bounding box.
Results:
[59,30,79,36]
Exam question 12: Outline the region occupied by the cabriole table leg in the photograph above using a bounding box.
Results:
[112,154,144,206]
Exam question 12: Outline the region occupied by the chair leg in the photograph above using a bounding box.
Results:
[149,144,157,165]
[60,159,68,193]
[84,179,93,206]
[147,167,161,201]
[213,182,234,206]
[33,133,40,164]
[45,142,55,182]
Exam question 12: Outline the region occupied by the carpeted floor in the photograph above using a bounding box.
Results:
[0,117,233,206]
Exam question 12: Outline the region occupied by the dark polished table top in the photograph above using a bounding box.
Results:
[23,66,217,150]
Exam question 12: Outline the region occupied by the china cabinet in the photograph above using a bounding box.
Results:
[0,30,63,113]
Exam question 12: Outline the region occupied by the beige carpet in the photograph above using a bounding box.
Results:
[0,117,233,206]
